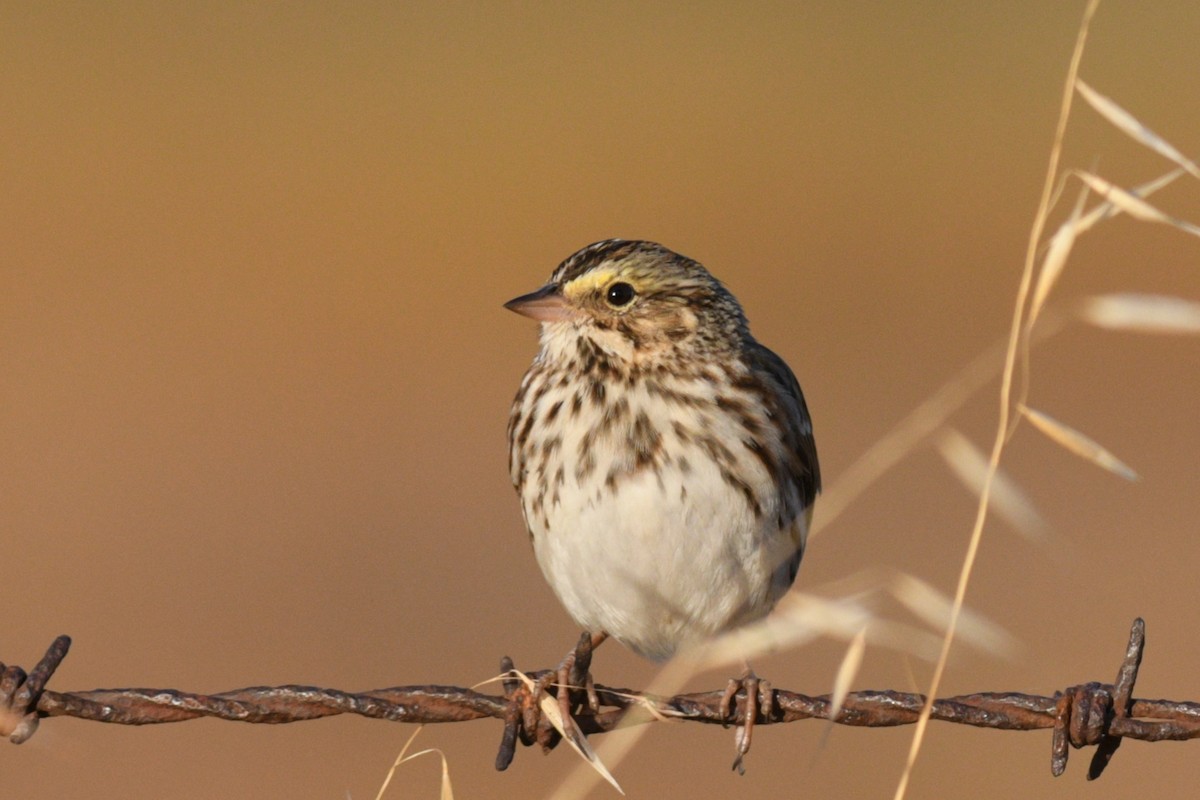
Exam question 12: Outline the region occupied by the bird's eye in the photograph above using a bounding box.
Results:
[606,282,636,307]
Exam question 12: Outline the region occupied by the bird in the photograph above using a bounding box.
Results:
[504,239,820,768]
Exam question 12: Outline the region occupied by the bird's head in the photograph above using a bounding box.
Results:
[505,240,748,364]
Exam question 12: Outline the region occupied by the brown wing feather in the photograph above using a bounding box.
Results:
[747,342,820,509]
[743,341,819,591]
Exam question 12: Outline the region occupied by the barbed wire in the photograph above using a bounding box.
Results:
[3,618,1198,780]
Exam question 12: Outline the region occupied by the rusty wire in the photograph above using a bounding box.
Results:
[3,618,1198,779]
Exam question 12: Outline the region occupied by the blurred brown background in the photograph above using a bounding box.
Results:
[4,2,1200,797]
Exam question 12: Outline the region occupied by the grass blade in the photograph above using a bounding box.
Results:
[1029,185,1089,323]
[1080,293,1200,334]
[1075,171,1200,236]
[888,573,1016,657]
[1029,169,1185,328]
[699,592,874,668]
[1020,405,1138,480]
[1068,167,1185,235]
[1076,80,1200,179]
[374,727,455,800]
[937,429,1049,541]
[512,670,624,795]
[828,628,867,725]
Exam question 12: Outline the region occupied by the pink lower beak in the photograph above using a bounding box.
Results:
[504,284,574,322]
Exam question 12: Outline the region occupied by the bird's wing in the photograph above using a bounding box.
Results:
[748,342,821,510]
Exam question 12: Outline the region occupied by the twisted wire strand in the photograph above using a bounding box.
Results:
[3,619,1198,779]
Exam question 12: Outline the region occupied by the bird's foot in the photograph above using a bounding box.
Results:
[494,631,606,770]
[719,668,775,775]
[558,630,604,718]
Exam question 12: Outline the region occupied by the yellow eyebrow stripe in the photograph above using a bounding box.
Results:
[563,267,620,300]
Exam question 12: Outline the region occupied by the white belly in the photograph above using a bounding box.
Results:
[527,453,799,661]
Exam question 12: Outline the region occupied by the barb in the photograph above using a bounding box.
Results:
[3,619,1198,780]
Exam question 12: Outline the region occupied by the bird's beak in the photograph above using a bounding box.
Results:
[504,284,574,322]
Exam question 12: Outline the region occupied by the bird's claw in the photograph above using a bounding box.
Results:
[559,630,602,716]
[494,632,605,770]
[496,657,556,770]
[719,669,774,774]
